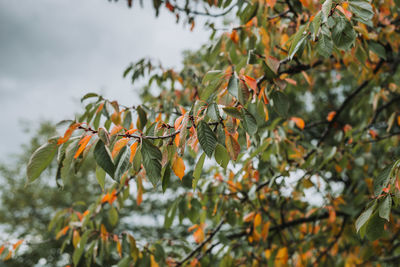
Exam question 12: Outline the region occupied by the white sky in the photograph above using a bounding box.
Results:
[0,0,211,161]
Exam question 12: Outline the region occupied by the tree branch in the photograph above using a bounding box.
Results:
[176,220,225,266]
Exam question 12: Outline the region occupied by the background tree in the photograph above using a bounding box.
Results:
[2,0,400,266]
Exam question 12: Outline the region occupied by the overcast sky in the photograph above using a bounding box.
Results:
[0,0,211,161]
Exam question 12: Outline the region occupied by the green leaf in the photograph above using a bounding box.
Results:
[197,121,218,158]
[136,105,148,131]
[368,41,387,60]
[141,139,162,187]
[241,108,258,135]
[317,33,333,58]
[117,257,131,267]
[374,162,394,197]
[201,79,221,101]
[379,196,392,221]
[114,147,131,180]
[288,25,308,60]
[202,70,223,84]
[96,165,106,191]
[223,107,242,119]
[349,1,374,22]
[366,212,385,241]
[321,0,332,20]
[227,74,239,99]
[60,139,79,182]
[162,163,171,193]
[207,103,220,121]
[73,230,91,266]
[164,199,178,228]
[312,12,322,39]
[94,140,115,178]
[214,144,230,169]
[109,206,119,226]
[193,153,206,190]
[27,140,58,183]
[81,92,98,102]
[270,91,289,117]
[331,16,356,50]
[355,201,376,232]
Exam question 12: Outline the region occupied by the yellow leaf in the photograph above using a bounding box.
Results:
[150,255,160,267]
[117,239,122,257]
[72,230,81,248]
[112,137,129,158]
[172,156,185,180]
[254,213,262,228]
[275,247,289,267]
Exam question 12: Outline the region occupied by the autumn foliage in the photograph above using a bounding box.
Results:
[3,0,400,266]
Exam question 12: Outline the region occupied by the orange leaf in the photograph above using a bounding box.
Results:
[174,115,184,130]
[172,156,185,180]
[125,129,138,135]
[301,71,312,85]
[109,189,117,204]
[327,111,336,122]
[112,138,129,158]
[74,135,92,159]
[57,123,81,145]
[129,142,138,163]
[343,124,352,133]
[266,0,276,8]
[4,251,12,261]
[369,129,378,139]
[230,30,239,44]
[397,115,400,126]
[12,240,23,251]
[244,75,258,93]
[193,226,205,243]
[101,193,110,204]
[100,224,108,240]
[188,224,198,232]
[261,221,270,241]
[284,78,297,85]
[56,226,69,240]
[290,117,305,130]
[96,102,104,114]
[225,132,241,160]
[0,245,4,256]
[243,212,255,222]
[110,125,123,136]
[117,239,122,257]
